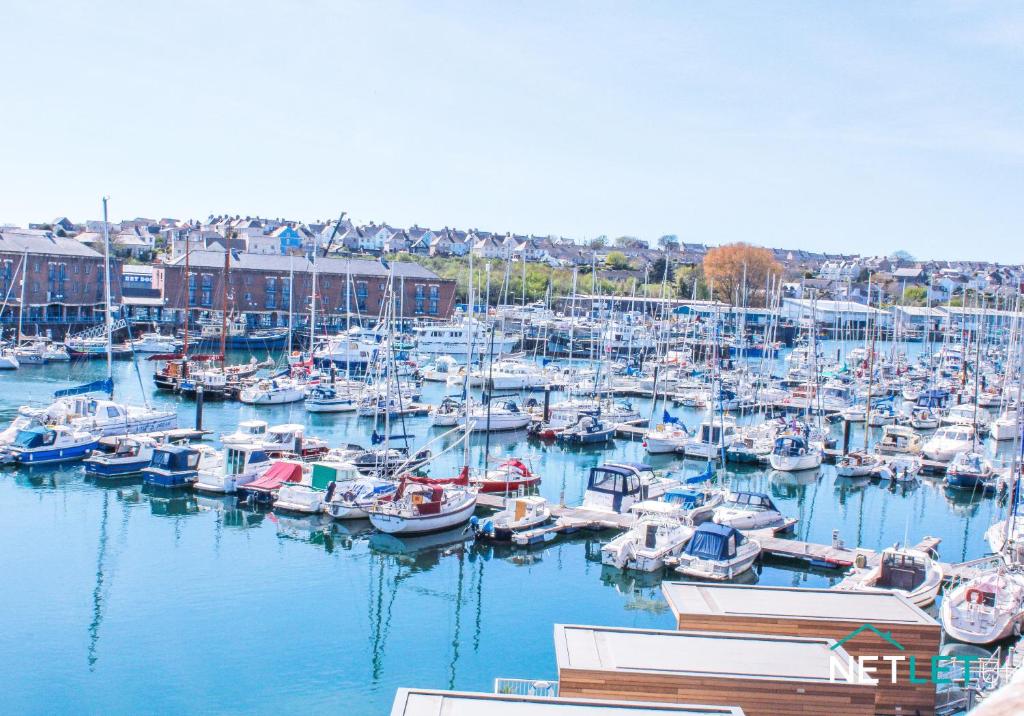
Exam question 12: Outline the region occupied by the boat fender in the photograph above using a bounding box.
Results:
[854,553,867,569]
[798,448,806,456]
[965,588,986,605]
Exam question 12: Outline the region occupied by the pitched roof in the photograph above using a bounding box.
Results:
[165,250,443,280]
[0,229,103,258]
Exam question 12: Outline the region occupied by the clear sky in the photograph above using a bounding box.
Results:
[2,1,1022,261]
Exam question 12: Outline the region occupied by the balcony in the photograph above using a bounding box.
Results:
[493,679,558,697]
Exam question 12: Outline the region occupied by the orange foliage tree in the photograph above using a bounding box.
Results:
[702,242,783,307]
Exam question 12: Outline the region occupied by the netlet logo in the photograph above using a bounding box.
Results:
[829,623,979,685]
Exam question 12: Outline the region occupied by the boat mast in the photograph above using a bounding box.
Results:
[310,239,318,359]
[101,197,114,398]
[287,256,294,352]
[220,241,230,360]
[17,248,27,345]
[183,233,191,355]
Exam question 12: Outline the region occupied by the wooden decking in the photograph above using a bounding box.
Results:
[97,428,211,447]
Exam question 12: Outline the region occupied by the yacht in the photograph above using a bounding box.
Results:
[581,462,679,514]
[464,400,531,432]
[239,376,307,405]
[835,546,943,607]
[142,444,218,488]
[324,471,397,520]
[768,434,822,472]
[130,332,181,353]
[366,480,477,535]
[428,397,464,427]
[991,410,1020,441]
[941,403,991,430]
[674,523,761,581]
[642,422,691,455]
[304,385,358,413]
[601,505,694,572]
[944,451,997,492]
[221,419,269,445]
[84,437,156,477]
[412,319,518,357]
[18,396,176,437]
[835,451,883,478]
[922,425,976,462]
[941,569,1024,645]
[0,347,19,370]
[713,491,787,531]
[683,416,738,460]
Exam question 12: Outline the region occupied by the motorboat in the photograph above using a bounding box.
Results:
[0,425,98,465]
[350,444,432,476]
[874,455,923,482]
[991,410,1020,442]
[142,444,217,488]
[420,355,459,382]
[260,424,330,461]
[130,332,181,353]
[875,425,923,455]
[220,419,269,445]
[366,480,477,536]
[84,436,156,477]
[922,425,976,462]
[836,546,943,607]
[555,414,614,445]
[472,496,551,541]
[239,376,306,405]
[655,487,725,525]
[601,505,694,572]
[193,443,272,494]
[835,451,883,478]
[0,348,19,370]
[907,408,940,430]
[941,569,1024,645]
[642,422,691,455]
[713,491,788,531]
[768,434,822,472]
[465,399,531,432]
[324,471,398,520]
[412,319,518,358]
[236,460,304,507]
[682,416,738,460]
[673,523,761,581]
[942,403,991,430]
[944,451,997,492]
[304,385,358,413]
[273,483,326,514]
[866,403,897,427]
[581,462,680,514]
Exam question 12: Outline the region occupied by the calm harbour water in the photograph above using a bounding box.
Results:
[0,342,1010,714]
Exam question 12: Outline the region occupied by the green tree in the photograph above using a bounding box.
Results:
[605,251,631,270]
[901,285,927,306]
[649,256,674,283]
[658,234,680,250]
[588,235,608,249]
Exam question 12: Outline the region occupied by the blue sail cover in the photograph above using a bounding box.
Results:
[685,464,715,484]
[685,523,743,560]
[54,378,114,398]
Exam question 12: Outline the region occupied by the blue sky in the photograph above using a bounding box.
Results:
[2,1,1022,261]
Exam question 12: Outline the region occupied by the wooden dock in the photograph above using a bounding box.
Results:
[612,419,648,440]
[98,428,211,448]
[756,533,942,570]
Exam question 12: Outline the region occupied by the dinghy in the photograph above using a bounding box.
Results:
[836,546,943,607]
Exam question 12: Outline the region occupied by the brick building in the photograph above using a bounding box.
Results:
[147,251,456,329]
[0,229,122,339]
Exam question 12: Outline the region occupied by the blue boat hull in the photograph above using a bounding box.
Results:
[10,441,98,464]
[945,473,993,491]
[142,468,198,488]
[85,458,152,477]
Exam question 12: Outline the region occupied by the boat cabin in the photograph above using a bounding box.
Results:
[915,389,949,409]
[224,444,270,475]
[663,489,712,511]
[12,427,58,449]
[684,523,748,562]
[772,435,809,456]
[150,445,200,472]
[583,462,661,513]
[722,491,778,514]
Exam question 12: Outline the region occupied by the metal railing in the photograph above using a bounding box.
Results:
[493,678,559,698]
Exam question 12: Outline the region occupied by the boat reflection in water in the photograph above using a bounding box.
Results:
[143,485,199,517]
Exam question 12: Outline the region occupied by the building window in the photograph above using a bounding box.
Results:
[414,284,425,313]
[356,281,368,311]
[429,285,439,315]
[244,292,253,304]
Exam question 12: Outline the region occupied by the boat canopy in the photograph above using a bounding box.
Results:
[664,489,705,508]
[13,427,52,449]
[726,491,779,512]
[245,461,303,492]
[150,445,200,471]
[773,435,808,454]
[587,463,653,496]
[684,523,746,560]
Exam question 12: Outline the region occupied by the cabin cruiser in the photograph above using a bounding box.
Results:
[0,425,98,465]
[555,414,614,445]
[836,546,943,607]
[941,569,1024,645]
[465,400,531,432]
[13,339,69,364]
[941,403,991,430]
[713,491,787,531]
[582,462,680,514]
[472,496,551,541]
[674,523,761,581]
[142,444,218,488]
[642,422,692,455]
[304,385,358,413]
[725,423,779,464]
[601,505,694,572]
[130,332,181,353]
[420,355,459,382]
[366,480,477,535]
[866,403,897,427]
[874,455,922,482]
[220,420,268,445]
[875,425,923,456]
[258,424,329,461]
[907,408,940,430]
[314,327,383,372]
[239,376,307,405]
[944,451,997,492]
[922,425,976,462]
[84,436,156,476]
[653,486,725,525]
[683,416,738,460]
[193,443,272,494]
[768,434,822,472]
[273,482,326,514]
[835,451,884,478]
[456,359,550,390]
[17,396,176,437]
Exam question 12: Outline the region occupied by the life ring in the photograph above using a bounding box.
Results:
[966,588,988,605]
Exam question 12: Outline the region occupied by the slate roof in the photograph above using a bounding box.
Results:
[0,229,103,258]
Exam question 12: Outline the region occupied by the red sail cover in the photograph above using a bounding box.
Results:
[407,466,470,488]
[246,461,303,491]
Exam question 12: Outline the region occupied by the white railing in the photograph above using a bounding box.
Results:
[493,678,559,697]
